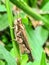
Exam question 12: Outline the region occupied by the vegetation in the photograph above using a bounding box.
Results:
[0,0,49,65]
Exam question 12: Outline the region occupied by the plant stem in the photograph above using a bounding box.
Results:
[5,0,21,63]
[10,0,49,29]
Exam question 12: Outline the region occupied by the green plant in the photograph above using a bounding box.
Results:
[0,0,49,65]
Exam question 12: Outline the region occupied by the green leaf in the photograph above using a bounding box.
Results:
[10,48,16,58]
[35,26,48,46]
[23,22,48,61]
[41,0,49,8]
[21,54,28,65]
[26,62,33,65]
[0,14,9,31]
[26,61,40,65]
[41,2,49,22]
[0,60,5,65]
[40,52,47,65]
[22,18,28,24]
[0,5,6,12]
[0,45,17,65]
[0,54,4,60]
[47,63,49,65]
[42,2,49,11]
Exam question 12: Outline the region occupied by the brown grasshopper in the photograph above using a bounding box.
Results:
[14,18,31,53]
[14,18,34,61]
